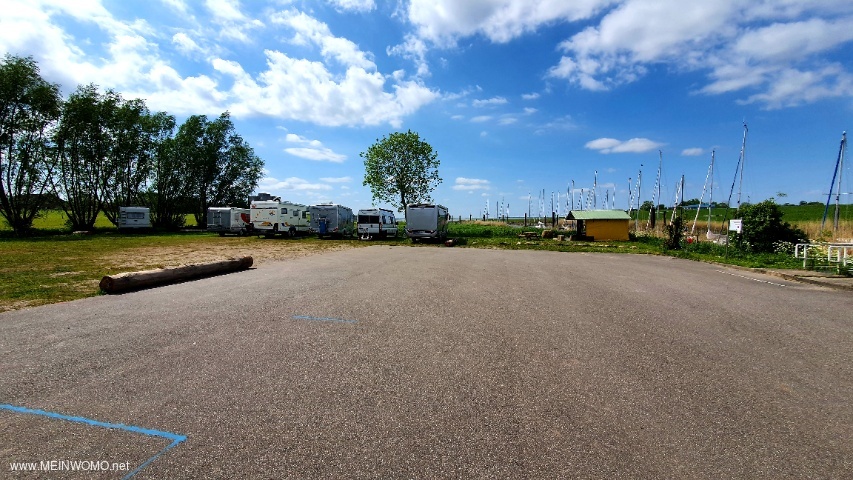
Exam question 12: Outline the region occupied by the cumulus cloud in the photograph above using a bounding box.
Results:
[453,177,491,191]
[681,147,704,156]
[546,1,853,107]
[327,0,376,13]
[258,176,333,191]
[472,96,508,107]
[284,134,346,162]
[320,176,353,183]
[2,2,439,127]
[585,137,664,154]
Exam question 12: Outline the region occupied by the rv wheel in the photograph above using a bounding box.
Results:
[289,226,297,237]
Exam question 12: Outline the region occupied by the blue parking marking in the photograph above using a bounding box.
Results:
[292,315,357,324]
[1,403,186,479]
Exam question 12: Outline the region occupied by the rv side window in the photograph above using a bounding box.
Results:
[281,208,288,215]
[302,211,308,219]
[127,212,144,219]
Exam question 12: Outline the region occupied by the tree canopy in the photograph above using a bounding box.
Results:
[360,130,441,214]
[0,54,62,235]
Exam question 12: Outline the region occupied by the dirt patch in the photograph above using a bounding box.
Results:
[105,240,363,272]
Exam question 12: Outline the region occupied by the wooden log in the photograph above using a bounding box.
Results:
[99,256,253,294]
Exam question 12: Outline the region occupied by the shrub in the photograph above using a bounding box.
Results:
[732,200,808,253]
[663,216,684,250]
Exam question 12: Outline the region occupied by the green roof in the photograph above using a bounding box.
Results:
[568,210,631,220]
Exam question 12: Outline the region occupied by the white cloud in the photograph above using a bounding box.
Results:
[327,0,376,13]
[4,4,438,127]
[473,96,508,107]
[585,137,663,154]
[522,92,540,100]
[259,176,333,191]
[284,134,346,162]
[271,9,375,69]
[471,115,492,122]
[453,177,491,191]
[405,0,613,46]
[546,1,853,107]
[320,176,352,183]
[681,148,704,156]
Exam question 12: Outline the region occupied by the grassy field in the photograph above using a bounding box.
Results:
[0,206,848,313]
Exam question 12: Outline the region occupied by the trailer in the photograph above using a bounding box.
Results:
[405,203,449,242]
[308,203,354,238]
[250,200,310,237]
[118,206,151,230]
[207,207,251,236]
[357,208,398,240]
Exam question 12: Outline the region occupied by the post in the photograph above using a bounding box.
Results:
[524,213,527,226]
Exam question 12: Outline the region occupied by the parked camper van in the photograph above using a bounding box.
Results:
[357,208,397,239]
[118,206,151,230]
[309,203,354,238]
[207,207,251,236]
[405,203,449,242]
[250,200,309,237]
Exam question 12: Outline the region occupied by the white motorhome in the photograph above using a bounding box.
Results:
[308,203,354,238]
[357,208,398,239]
[405,203,449,242]
[118,206,151,230]
[250,200,309,237]
[207,207,251,236]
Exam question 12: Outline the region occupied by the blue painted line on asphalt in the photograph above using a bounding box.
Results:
[1,403,186,479]
[292,315,357,324]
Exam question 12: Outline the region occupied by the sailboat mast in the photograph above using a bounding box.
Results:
[708,150,715,232]
[835,133,846,231]
[822,131,847,232]
[735,123,748,212]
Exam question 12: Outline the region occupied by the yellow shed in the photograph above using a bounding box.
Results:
[567,210,631,241]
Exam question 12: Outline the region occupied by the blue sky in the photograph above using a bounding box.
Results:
[3,0,852,218]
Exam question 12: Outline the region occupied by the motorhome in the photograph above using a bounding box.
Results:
[308,203,354,238]
[118,206,151,230]
[207,207,251,236]
[357,208,397,239]
[405,203,449,242]
[250,200,309,237]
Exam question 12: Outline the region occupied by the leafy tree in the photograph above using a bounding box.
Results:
[732,199,808,253]
[0,54,62,235]
[101,99,165,226]
[175,113,263,226]
[360,130,441,215]
[52,84,122,231]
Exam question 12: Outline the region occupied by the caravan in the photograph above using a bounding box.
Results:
[308,203,354,238]
[250,200,309,237]
[207,207,251,236]
[357,208,398,239]
[118,206,151,230]
[405,203,449,242]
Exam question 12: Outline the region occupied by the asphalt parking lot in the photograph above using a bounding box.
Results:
[2,246,852,478]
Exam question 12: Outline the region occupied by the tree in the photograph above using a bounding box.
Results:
[175,112,263,226]
[0,54,62,235]
[360,130,441,215]
[732,199,808,253]
[101,99,164,226]
[52,84,122,231]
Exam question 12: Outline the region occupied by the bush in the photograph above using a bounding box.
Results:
[732,200,808,253]
[663,216,684,250]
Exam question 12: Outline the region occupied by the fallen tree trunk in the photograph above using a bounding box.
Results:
[99,256,253,294]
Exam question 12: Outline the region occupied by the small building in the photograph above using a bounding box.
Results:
[567,210,631,241]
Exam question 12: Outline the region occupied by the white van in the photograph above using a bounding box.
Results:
[207,207,251,236]
[118,206,151,230]
[250,200,309,237]
[357,208,397,239]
